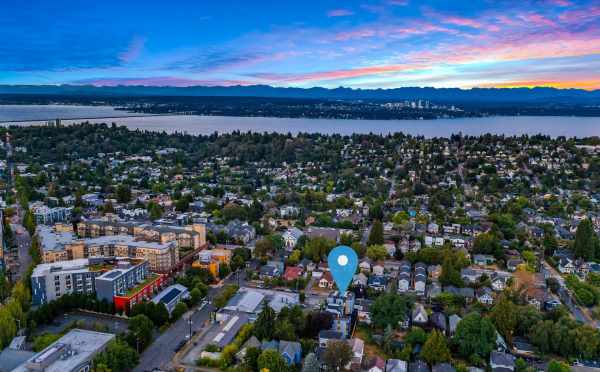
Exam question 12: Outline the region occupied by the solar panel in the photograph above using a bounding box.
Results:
[159,288,182,304]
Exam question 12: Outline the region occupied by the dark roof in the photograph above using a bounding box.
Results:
[159,287,182,304]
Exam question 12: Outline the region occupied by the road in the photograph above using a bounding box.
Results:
[134,270,246,372]
[12,223,31,282]
[542,260,599,327]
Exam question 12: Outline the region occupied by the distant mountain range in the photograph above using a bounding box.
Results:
[0,84,599,104]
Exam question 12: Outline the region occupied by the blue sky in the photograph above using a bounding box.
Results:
[1,0,599,89]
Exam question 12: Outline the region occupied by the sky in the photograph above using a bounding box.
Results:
[1,0,600,90]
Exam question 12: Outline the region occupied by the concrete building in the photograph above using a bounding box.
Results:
[152,284,190,315]
[13,329,114,372]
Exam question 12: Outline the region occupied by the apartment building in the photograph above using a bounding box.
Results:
[76,219,206,250]
[37,224,179,272]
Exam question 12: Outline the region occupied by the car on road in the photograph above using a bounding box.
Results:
[174,340,187,352]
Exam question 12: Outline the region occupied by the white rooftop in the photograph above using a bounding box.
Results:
[31,259,91,278]
[13,329,114,372]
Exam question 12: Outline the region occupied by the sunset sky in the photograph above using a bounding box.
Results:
[2,0,600,90]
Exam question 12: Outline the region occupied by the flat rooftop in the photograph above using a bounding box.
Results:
[13,329,115,372]
[31,258,90,278]
[84,234,176,250]
[37,225,75,252]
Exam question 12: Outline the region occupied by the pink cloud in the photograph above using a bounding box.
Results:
[559,6,600,23]
[518,13,557,27]
[79,76,254,87]
[327,9,354,17]
[119,36,146,63]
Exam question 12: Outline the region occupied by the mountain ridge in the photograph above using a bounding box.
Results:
[0,84,599,103]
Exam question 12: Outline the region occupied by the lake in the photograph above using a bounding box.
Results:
[1,104,599,138]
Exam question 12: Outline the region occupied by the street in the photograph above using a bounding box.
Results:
[134,270,246,372]
[542,260,599,328]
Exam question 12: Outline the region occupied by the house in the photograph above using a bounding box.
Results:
[410,360,431,372]
[318,330,344,348]
[373,263,385,276]
[460,268,481,283]
[506,259,523,272]
[476,287,495,305]
[368,275,388,292]
[279,340,302,365]
[260,264,281,279]
[411,303,428,325]
[431,312,447,332]
[558,257,575,274]
[386,359,408,372]
[283,266,304,281]
[366,356,386,372]
[473,254,496,266]
[282,227,304,250]
[319,271,335,289]
[428,265,442,280]
[359,259,372,273]
[384,241,397,257]
[490,351,515,371]
[353,273,368,287]
[490,274,508,291]
[354,298,372,324]
[348,338,365,370]
[398,262,412,293]
[448,314,461,336]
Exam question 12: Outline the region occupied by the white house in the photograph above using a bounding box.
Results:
[282,227,304,250]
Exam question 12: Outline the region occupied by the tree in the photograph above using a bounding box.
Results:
[190,287,203,305]
[371,293,412,329]
[23,209,36,236]
[254,304,276,340]
[322,340,353,371]
[257,349,287,372]
[244,346,261,371]
[127,314,154,351]
[302,352,320,372]
[491,295,518,344]
[439,256,463,287]
[116,184,132,203]
[453,312,497,359]
[93,339,139,372]
[366,244,388,261]
[547,360,570,372]
[147,201,163,220]
[171,302,188,321]
[420,330,451,366]
[574,219,596,260]
[11,282,31,312]
[367,220,384,246]
[303,311,334,338]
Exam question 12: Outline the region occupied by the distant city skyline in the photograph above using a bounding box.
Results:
[1,0,600,90]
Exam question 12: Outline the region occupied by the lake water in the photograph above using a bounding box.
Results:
[1,104,599,138]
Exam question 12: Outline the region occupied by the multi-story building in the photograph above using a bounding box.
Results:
[95,259,165,311]
[13,329,115,372]
[37,224,180,272]
[31,258,99,305]
[76,218,206,250]
[30,203,72,225]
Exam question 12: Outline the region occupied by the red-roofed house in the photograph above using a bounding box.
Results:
[319,271,334,289]
[283,266,304,281]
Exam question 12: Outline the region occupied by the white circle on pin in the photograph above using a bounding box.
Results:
[338,255,349,266]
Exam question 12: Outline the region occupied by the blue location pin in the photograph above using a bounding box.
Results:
[328,245,358,293]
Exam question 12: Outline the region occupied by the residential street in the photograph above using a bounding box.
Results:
[134,270,246,372]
